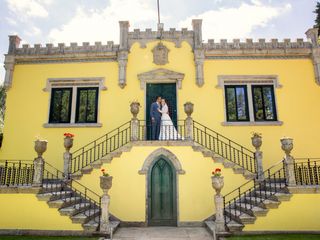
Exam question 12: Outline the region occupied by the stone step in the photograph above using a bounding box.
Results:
[223,160,236,168]
[254,191,292,201]
[225,209,256,224]
[41,183,63,193]
[71,209,100,224]
[212,156,225,163]
[244,196,281,209]
[81,165,93,174]
[59,202,91,216]
[71,172,83,180]
[226,220,244,233]
[91,160,103,169]
[37,191,73,201]
[84,219,120,233]
[48,196,82,208]
[204,220,232,237]
[233,203,268,217]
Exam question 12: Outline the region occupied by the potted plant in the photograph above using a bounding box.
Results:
[184,102,194,117]
[64,133,74,151]
[100,168,113,194]
[251,132,262,151]
[130,100,140,119]
[211,168,224,195]
[34,137,48,157]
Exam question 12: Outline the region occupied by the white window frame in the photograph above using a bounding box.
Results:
[43,77,107,128]
[217,75,283,126]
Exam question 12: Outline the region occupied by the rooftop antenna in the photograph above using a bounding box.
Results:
[157,0,164,39]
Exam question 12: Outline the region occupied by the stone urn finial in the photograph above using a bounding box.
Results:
[130,101,140,119]
[100,169,113,195]
[184,102,194,118]
[280,137,293,156]
[34,139,48,158]
[211,168,224,195]
[251,132,262,151]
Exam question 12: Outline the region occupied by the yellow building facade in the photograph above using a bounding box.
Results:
[0,20,320,235]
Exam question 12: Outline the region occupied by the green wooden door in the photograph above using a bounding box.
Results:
[146,83,177,140]
[148,158,177,226]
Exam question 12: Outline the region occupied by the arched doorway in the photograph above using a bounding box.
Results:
[148,157,177,226]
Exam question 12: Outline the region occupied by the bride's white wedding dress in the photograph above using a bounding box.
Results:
[159,104,181,140]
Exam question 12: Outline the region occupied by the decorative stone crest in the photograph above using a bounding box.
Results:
[152,42,169,65]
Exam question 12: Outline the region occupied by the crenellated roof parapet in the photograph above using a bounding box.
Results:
[127,27,194,48]
[12,40,119,58]
[204,38,312,59]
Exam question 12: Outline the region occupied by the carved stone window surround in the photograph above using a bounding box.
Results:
[217,75,282,126]
[43,77,106,128]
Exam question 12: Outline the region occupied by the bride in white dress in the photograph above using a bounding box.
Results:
[158,99,181,140]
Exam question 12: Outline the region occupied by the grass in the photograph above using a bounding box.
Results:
[0,237,97,240]
[230,234,320,240]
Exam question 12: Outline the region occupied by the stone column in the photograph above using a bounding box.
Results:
[184,102,194,140]
[100,175,113,234]
[4,56,14,90]
[192,19,205,87]
[306,28,320,85]
[280,137,296,187]
[306,28,319,47]
[118,21,129,88]
[130,101,140,141]
[251,133,264,181]
[63,136,74,180]
[33,140,47,187]
[8,35,21,54]
[211,175,225,233]
[194,49,205,87]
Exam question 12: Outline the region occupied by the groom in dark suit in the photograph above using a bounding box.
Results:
[150,96,162,140]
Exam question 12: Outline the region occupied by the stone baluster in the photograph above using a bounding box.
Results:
[130,101,140,141]
[184,102,194,140]
[63,134,74,180]
[33,140,47,187]
[100,174,113,234]
[211,173,225,233]
[280,137,296,186]
[251,133,264,181]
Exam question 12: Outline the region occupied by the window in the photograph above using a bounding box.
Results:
[76,88,99,123]
[225,86,249,121]
[252,86,277,121]
[49,88,72,123]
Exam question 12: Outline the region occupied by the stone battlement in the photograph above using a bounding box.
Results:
[13,40,119,56]
[205,38,311,50]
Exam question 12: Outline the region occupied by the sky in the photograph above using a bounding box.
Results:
[0,0,318,83]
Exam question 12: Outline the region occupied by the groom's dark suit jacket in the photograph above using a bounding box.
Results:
[150,102,161,121]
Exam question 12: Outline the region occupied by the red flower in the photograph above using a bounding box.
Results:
[101,169,105,172]
[215,168,221,172]
[212,171,215,174]
[64,133,75,138]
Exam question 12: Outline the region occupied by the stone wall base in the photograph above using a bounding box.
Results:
[238,231,320,235]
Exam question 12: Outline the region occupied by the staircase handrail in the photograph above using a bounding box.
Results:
[193,121,256,173]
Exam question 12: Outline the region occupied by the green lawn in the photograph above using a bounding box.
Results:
[0,237,96,240]
[230,234,320,240]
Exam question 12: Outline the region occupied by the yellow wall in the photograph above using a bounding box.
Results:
[0,194,82,230]
[243,194,320,231]
[2,40,320,171]
[78,146,248,222]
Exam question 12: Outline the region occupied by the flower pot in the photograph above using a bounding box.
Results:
[130,102,140,119]
[211,176,224,195]
[100,176,113,194]
[251,135,262,151]
[184,102,194,117]
[34,140,48,157]
[280,137,293,155]
[64,137,73,151]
